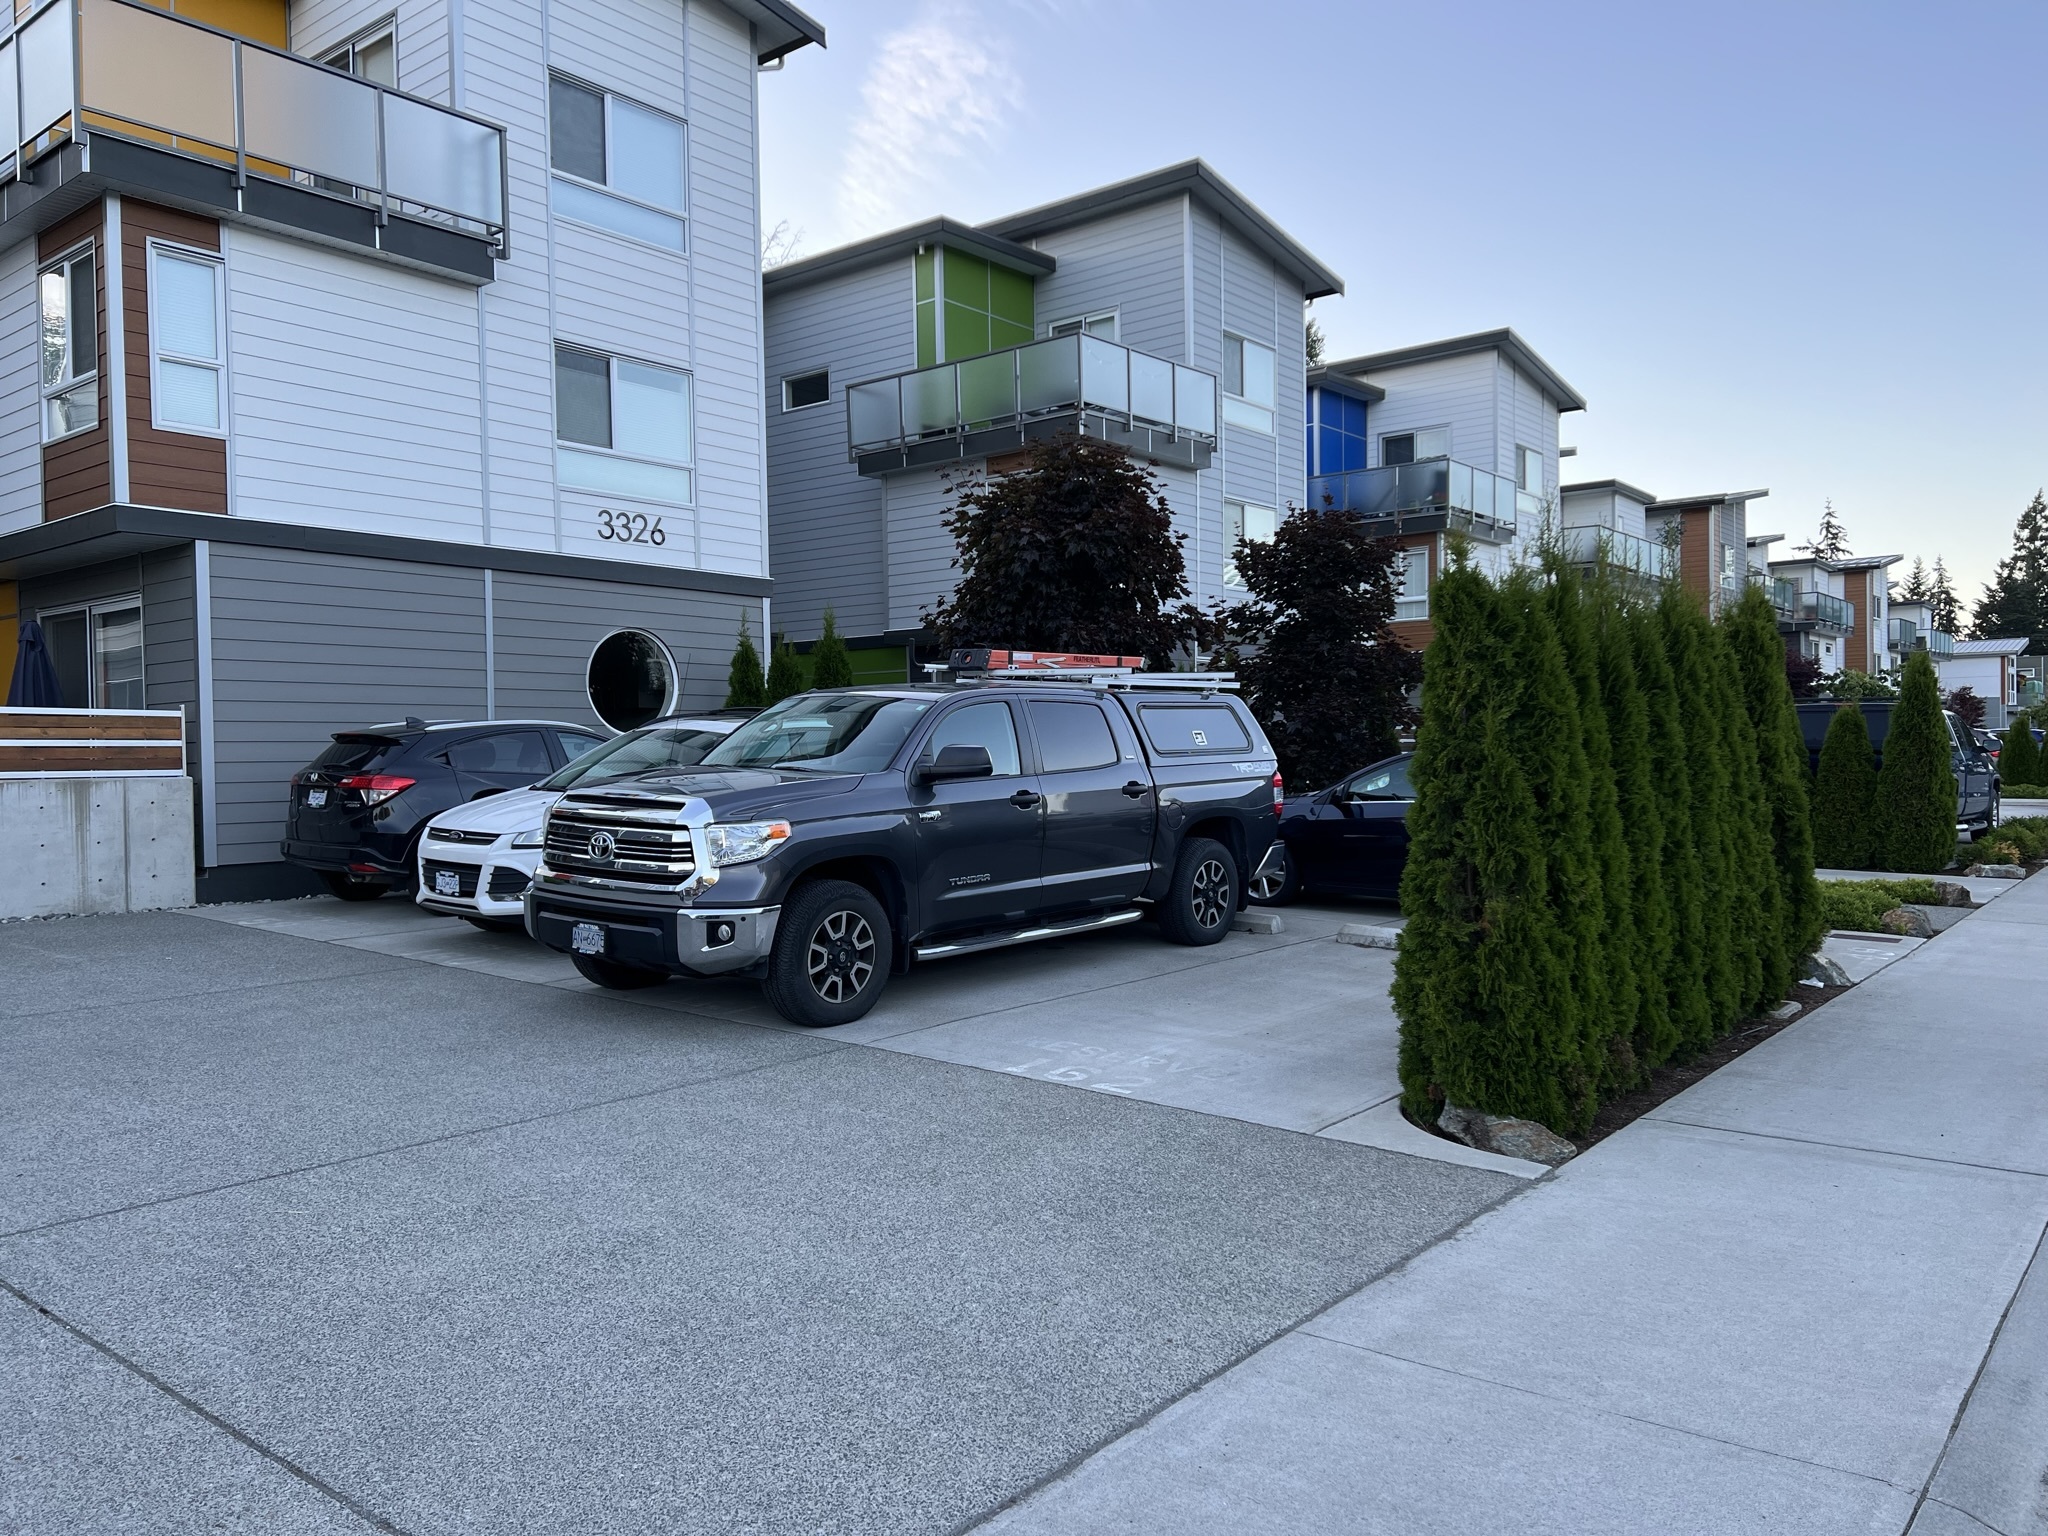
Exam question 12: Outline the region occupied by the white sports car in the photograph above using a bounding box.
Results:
[416,715,742,930]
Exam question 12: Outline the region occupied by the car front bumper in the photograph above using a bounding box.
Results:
[416,840,539,919]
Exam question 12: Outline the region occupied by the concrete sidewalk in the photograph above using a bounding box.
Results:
[978,874,2048,1535]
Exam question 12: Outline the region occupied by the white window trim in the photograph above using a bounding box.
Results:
[319,16,397,79]
[147,239,229,440]
[1222,498,1278,591]
[781,369,830,412]
[554,342,696,505]
[1380,425,1452,466]
[1394,546,1430,621]
[1047,309,1117,341]
[1515,443,1545,493]
[1221,331,1277,435]
[36,595,146,709]
[39,239,99,446]
[548,73,689,249]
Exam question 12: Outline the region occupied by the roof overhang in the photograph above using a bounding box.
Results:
[1646,488,1771,511]
[764,215,1054,297]
[1326,327,1586,413]
[727,0,826,63]
[1307,367,1384,404]
[978,159,1344,300]
[1560,478,1658,506]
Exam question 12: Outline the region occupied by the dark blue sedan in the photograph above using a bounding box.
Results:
[1249,753,1415,905]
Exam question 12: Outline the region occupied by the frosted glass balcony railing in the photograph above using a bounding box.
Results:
[1888,617,1919,652]
[1306,457,1525,539]
[0,0,507,248]
[1558,524,1672,580]
[1796,590,1854,631]
[1922,629,1956,657]
[847,334,1218,458]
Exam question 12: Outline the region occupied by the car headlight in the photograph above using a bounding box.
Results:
[510,828,544,848]
[704,820,791,867]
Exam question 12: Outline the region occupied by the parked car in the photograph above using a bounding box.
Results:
[416,714,745,930]
[1791,701,1998,831]
[283,718,610,900]
[1249,754,1415,906]
[524,682,1282,1026]
[1973,727,2004,759]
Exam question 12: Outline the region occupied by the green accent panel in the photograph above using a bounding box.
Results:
[915,300,937,368]
[989,265,1035,329]
[942,247,990,312]
[991,318,1034,351]
[848,645,908,685]
[943,303,990,362]
[913,248,935,302]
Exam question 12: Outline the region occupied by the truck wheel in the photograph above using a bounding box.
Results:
[1158,837,1237,946]
[572,953,668,990]
[764,879,891,1027]
[1248,844,1300,906]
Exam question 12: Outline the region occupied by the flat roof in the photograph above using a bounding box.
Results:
[978,159,1344,300]
[763,216,1054,296]
[729,0,826,64]
[1952,637,2032,656]
[1646,488,1771,510]
[1747,531,1786,546]
[1829,553,1904,571]
[1307,367,1384,404]
[1560,478,1657,506]
[1324,328,1586,412]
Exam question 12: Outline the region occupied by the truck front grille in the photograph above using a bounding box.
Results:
[543,800,697,888]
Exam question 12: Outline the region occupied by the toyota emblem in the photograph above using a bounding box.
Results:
[587,830,617,861]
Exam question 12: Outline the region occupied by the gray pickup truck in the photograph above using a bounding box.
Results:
[525,680,1283,1025]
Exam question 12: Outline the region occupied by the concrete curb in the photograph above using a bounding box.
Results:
[1336,924,1401,950]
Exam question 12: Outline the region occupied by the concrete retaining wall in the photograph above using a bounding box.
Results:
[0,778,196,919]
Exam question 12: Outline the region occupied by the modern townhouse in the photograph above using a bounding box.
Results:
[761,160,1342,677]
[1884,593,1956,670]
[0,0,820,895]
[1939,637,2033,731]
[1757,544,1858,675]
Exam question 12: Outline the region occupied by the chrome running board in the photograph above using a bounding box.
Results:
[914,907,1142,962]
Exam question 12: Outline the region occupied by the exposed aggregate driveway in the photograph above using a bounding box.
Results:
[1,906,1518,1536]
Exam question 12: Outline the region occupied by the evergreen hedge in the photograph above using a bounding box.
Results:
[1396,555,1819,1137]
[1812,705,1879,870]
[725,616,767,710]
[2000,717,2042,788]
[1876,651,1959,873]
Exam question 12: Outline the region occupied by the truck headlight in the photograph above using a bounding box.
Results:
[511,828,544,848]
[704,820,791,867]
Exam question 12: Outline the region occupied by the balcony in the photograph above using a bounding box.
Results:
[847,335,1219,476]
[1888,616,1919,653]
[1306,457,1532,544]
[0,0,507,282]
[1784,589,1854,633]
[1558,524,1672,582]
[1919,629,1956,657]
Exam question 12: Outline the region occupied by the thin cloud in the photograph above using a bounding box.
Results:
[834,4,1024,238]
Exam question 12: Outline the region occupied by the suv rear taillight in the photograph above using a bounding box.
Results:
[1272,771,1285,816]
[337,774,416,806]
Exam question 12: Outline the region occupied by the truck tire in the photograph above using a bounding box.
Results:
[1158,837,1237,947]
[764,878,892,1027]
[572,953,668,990]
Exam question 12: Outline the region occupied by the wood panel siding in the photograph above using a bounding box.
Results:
[124,200,228,513]
[1846,569,1875,671]
[40,203,112,521]
[1388,533,1438,651]
[1676,508,1712,608]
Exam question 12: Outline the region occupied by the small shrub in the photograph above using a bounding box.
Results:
[810,609,854,689]
[1975,840,2023,866]
[1998,718,2042,786]
[1875,652,1959,872]
[725,615,767,709]
[1812,704,1878,870]
[2001,783,2048,799]
[1817,878,1941,933]
[765,638,807,703]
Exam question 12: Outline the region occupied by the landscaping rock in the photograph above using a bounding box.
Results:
[1231,911,1284,935]
[1931,880,1975,907]
[1798,952,1853,987]
[1966,863,2026,880]
[1879,906,1935,938]
[1767,1000,1803,1020]
[1437,1104,1576,1166]
[1904,902,1971,934]
[1336,923,1401,950]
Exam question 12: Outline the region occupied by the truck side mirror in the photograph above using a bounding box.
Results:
[916,743,994,784]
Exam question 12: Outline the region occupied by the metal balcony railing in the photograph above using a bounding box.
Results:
[0,0,507,250]
[1795,589,1854,631]
[1558,524,1672,581]
[1306,456,1529,543]
[846,334,1218,474]
[1888,617,1919,652]
[1919,629,1956,657]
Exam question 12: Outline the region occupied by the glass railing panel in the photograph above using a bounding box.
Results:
[79,0,235,149]
[1079,334,1128,414]
[241,44,379,187]
[1447,459,1473,513]
[847,378,901,449]
[1129,351,1174,426]
[1394,460,1447,510]
[0,39,17,171]
[381,92,503,225]
[1356,466,1399,519]
[901,364,959,438]
[1516,488,1544,523]
[1018,336,1080,415]
[1174,364,1216,437]
[18,0,75,144]
[956,351,1016,427]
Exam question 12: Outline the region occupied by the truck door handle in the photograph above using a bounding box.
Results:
[1010,790,1042,809]
[1122,781,1150,798]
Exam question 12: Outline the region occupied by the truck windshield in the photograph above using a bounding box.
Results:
[537,725,730,791]
[700,693,934,773]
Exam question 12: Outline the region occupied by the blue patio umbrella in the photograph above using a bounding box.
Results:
[7,619,64,707]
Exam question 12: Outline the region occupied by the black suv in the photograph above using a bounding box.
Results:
[283,718,609,899]
[525,683,1283,1025]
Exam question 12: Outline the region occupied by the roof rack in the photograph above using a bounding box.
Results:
[984,667,1238,692]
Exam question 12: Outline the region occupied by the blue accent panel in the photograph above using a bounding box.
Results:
[1306,423,1317,473]
[1318,425,1344,475]
[1343,395,1368,436]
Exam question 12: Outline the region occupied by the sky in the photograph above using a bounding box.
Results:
[758,0,2048,608]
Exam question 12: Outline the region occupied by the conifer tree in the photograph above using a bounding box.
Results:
[2001,714,2043,788]
[1599,599,1678,1068]
[1659,590,1745,1037]
[1875,651,1959,872]
[1710,624,1785,1012]
[810,609,854,689]
[1969,492,2048,651]
[1724,584,1824,975]
[1812,705,1879,870]
[1799,499,1852,562]
[1931,556,1964,637]
[1631,603,1713,1058]
[725,614,767,709]
[1896,558,1931,605]
[765,638,807,703]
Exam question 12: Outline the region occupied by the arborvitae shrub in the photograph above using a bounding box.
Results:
[1876,651,1960,873]
[810,609,854,689]
[765,639,807,703]
[1659,591,1742,1044]
[1725,585,1825,971]
[1812,705,1879,870]
[2001,716,2042,788]
[1702,618,1782,1013]
[1630,604,1712,1062]
[725,615,767,709]
[1599,598,1678,1070]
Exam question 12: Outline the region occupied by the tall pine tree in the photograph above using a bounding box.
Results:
[1970,491,2048,652]
[1931,557,1964,636]
[1896,558,1931,605]
[1799,499,1852,561]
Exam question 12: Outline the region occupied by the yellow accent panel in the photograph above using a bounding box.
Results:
[139,0,289,48]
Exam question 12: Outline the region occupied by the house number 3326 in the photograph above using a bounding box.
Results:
[597,509,665,545]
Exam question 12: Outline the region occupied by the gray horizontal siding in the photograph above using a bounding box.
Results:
[885,468,964,634]
[1027,197,1188,361]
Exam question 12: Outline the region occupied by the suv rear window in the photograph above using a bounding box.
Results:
[309,735,406,773]
[1135,703,1250,755]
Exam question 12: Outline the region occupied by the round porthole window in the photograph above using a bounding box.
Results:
[587,630,678,731]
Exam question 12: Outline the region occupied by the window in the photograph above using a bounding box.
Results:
[446,730,553,777]
[1135,704,1250,756]
[555,344,694,504]
[543,725,728,789]
[1223,500,1277,590]
[321,21,396,84]
[1222,333,1276,433]
[1344,759,1415,800]
[925,701,1021,777]
[1516,445,1543,493]
[39,599,142,709]
[39,244,98,442]
[1048,311,1117,341]
[1381,427,1449,466]
[782,369,829,411]
[915,246,1035,366]
[150,245,226,434]
[586,630,677,731]
[1395,547,1429,622]
[1027,701,1118,773]
[558,730,608,760]
[549,76,687,252]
